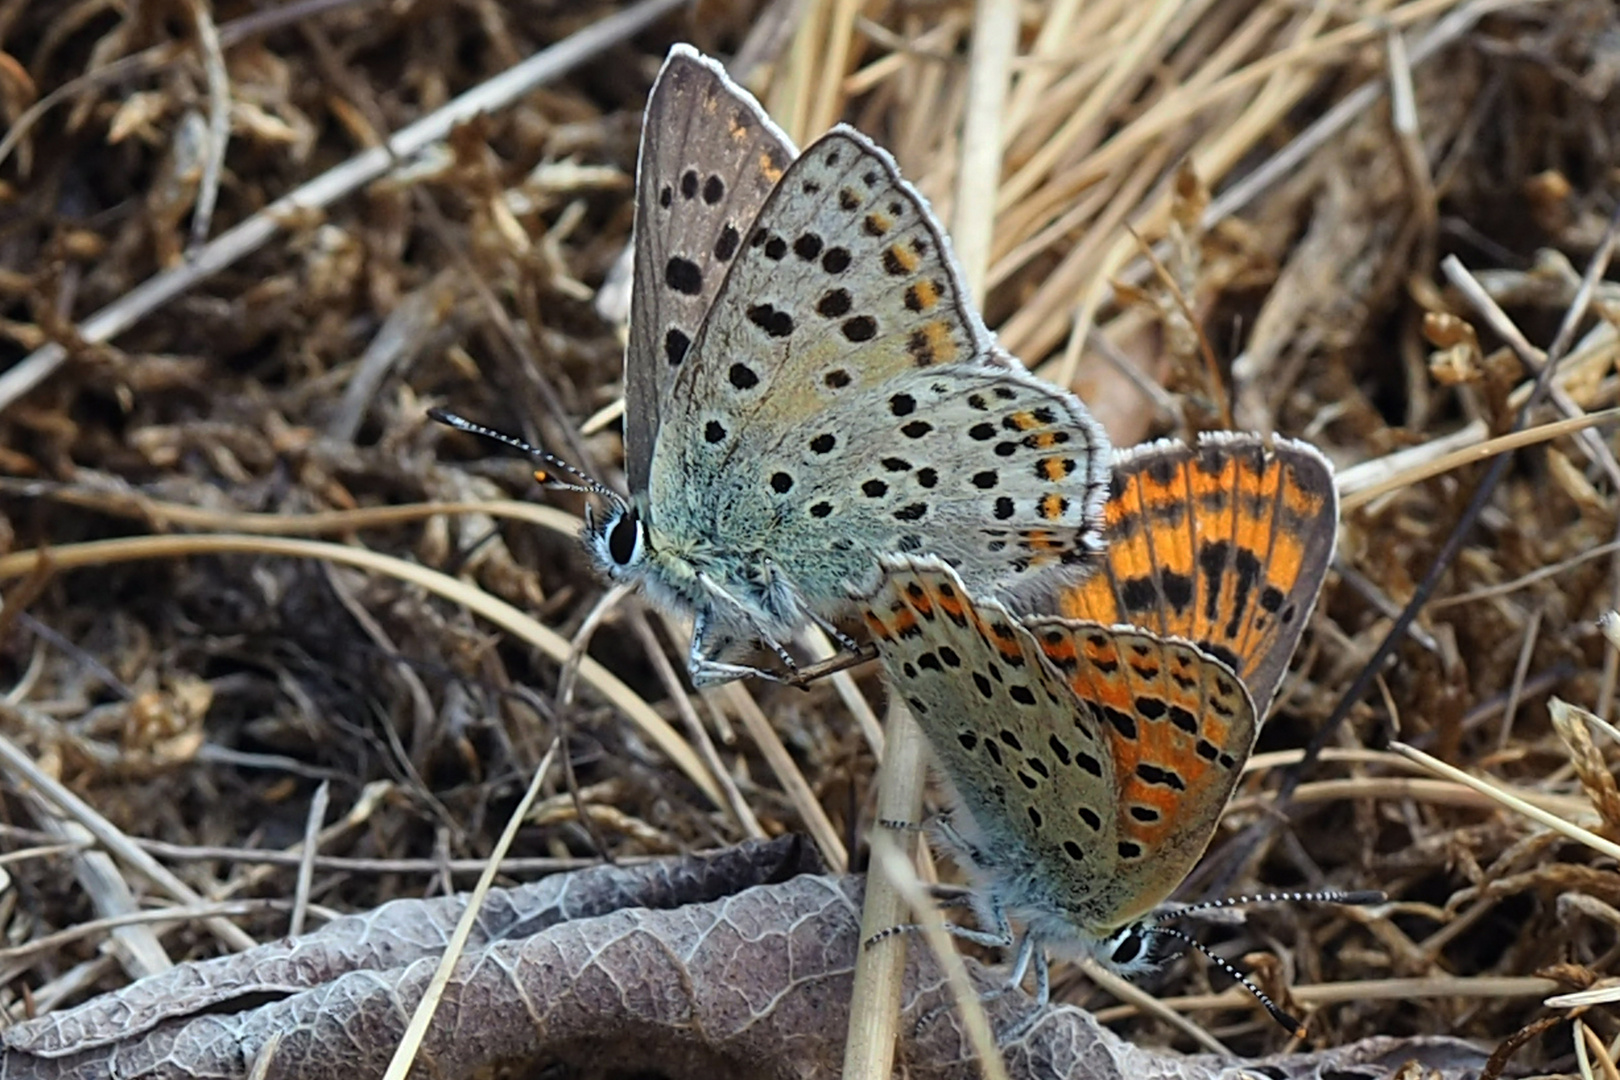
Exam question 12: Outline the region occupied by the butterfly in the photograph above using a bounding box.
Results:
[581,45,1111,686]
[857,433,1348,1025]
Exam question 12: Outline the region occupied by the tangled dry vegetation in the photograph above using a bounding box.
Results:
[1,0,1619,1077]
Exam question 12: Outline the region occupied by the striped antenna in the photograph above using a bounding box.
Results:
[427,408,620,502]
[1143,888,1385,1035]
[1138,923,1307,1037]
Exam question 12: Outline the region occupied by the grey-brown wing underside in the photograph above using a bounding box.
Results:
[624,45,796,494]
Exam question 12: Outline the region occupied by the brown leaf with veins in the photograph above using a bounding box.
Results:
[3,838,1487,1079]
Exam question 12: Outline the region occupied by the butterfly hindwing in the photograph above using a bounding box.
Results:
[670,366,1108,608]
[1024,616,1255,927]
[862,555,1259,935]
[1059,433,1337,719]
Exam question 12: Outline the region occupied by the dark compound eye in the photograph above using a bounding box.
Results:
[608,510,641,566]
[1109,927,1147,967]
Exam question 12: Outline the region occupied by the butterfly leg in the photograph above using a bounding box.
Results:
[686,601,797,687]
[927,813,992,870]
[1005,932,1050,1009]
[780,644,877,687]
[942,911,1016,951]
[991,933,1052,1043]
[901,817,1056,1038]
[802,606,862,654]
[886,902,1039,1036]
[861,890,1012,951]
[778,609,878,688]
[872,813,973,855]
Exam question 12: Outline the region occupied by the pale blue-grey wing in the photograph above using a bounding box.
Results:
[626,45,796,494]
[651,126,1108,611]
[858,556,1123,930]
[662,126,986,449]
[696,365,1109,609]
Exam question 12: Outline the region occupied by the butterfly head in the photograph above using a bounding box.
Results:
[585,496,650,581]
[584,493,731,630]
[428,406,653,575]
[1093,890,1387,1035]
[1090,920,1164,976]
[1016,904,1167,978]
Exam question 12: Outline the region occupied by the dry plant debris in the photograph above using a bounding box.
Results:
[0,839,1490,1080]
[0,0,1618,1076]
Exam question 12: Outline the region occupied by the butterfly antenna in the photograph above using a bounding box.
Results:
[1138,924,1306,1038]
[428,408,619,501]
[1138,889,1385,1037]
[1167,889,1387,920]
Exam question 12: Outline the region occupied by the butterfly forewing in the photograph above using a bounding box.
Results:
[627,46,796,493]
[1059,433,1337,719]
[606,46,1112,688]
[861,556,1124,923]
[670,128,989,431]
[652,126,1110,607]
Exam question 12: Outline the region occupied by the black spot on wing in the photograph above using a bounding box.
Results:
[746,304,793,339]
[664,328,690,366]
[665,257,701,295]
[1134,763,1187,791]
[713,224,739,261]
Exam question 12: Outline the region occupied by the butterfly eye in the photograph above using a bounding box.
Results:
[1107,926,1148,968]
[608,509,643,566]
